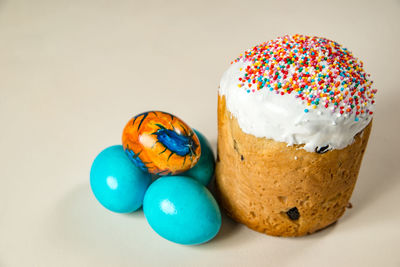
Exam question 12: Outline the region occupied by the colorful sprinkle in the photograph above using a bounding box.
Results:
[232,35,377,120]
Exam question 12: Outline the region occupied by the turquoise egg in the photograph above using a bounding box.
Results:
[90,145,152,213]
[181,130,215,186]
[143,176,221,245]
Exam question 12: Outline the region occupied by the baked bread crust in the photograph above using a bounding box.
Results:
[215,95,372,236]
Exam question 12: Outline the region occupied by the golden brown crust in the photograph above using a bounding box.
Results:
[215,95,371,237]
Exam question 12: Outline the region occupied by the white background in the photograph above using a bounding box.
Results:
[1,0,399,266]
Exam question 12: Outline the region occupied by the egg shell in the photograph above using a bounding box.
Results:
[143,176,221,245]
[122,111,201,176]
[181,130,215,186]
[90,145,152,213]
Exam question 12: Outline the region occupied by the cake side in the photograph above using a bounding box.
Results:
[216,95,372,236]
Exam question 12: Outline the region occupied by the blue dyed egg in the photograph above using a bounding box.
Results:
[143,176,221,245]
[181,130,215,186]
[90,145,152,213]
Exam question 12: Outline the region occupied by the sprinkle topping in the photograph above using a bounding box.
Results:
[231,35,377,120]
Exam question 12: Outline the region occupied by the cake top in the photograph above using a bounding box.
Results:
[232,34,376,120]
[219,35,377,152]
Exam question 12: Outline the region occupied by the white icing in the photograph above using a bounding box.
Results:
[219,61,373,152]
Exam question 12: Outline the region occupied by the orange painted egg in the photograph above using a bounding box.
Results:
[122,111,201,176]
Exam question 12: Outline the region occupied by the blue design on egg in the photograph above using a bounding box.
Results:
[181,130,215,186]
[125,147,148,172]
[153,124,198,157]
[90,145,152,213]
[143,176,221,245]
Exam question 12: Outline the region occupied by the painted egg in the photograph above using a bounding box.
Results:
[90,145,152,213]
[181,130,215,186]
[122,111,201,176]
[143,176,221,245]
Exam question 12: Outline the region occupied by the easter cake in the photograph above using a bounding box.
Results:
[215,35,377,236]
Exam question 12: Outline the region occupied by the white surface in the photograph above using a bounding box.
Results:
[1,0,399,266]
